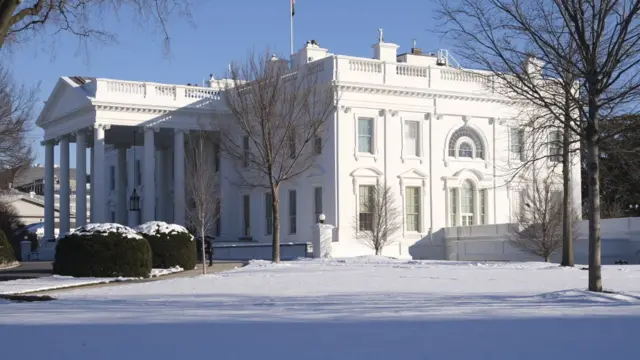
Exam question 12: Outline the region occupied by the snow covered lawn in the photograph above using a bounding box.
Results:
[2,257,640,359]
[0,266,184,295]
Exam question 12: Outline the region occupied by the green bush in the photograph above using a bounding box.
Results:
[0,229,16,266]
[135,221,196,270]
[53,223,152,278]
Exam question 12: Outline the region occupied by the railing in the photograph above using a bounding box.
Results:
[348,59,382,73]
[396,64,428,78]
[96,79,224,105]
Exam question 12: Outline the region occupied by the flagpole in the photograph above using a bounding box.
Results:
[290,0,294,55]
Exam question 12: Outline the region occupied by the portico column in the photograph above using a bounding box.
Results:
[75,131,88,227]
[116,146,128,224]
[142,127,156,223]
[90,145,95,223]
[173,129,186,225]
[92,124,108,222]
[156,148,169,221]
[59,135,71,234]
[43,140,55,240]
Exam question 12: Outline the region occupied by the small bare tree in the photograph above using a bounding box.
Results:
[0,0,193,52]
[0,63,34,185]
[510,174,580,262]
[185,130,220,274]
[220,50,335,263]
[353,184,402,256]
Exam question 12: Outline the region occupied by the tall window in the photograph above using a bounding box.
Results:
[242,194,251,236]
[479,189,486,225]
[265,193,273,235]
[215,199,221,237]
[214,143,220,172]
[314,187,323,222]
[359,185,374,231]
[288,128,296,159]
[549,130,562,162]
[404,120,420,156]
[461,180,475,226]
[447,126,485,159]
[405,187,421,232]
[358,118,374,153]
[314,131,322,154]
[510,127,524,161]
[449,188,457,226]
[289,190,297,234]
[109,166,116,190]
[242,136,250,167]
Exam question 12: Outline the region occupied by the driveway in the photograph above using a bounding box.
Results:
[0,261,53,282]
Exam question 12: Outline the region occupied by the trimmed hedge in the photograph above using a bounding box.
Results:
[135,221,196,270]
[0,229,16,265]
[53,224,152,278]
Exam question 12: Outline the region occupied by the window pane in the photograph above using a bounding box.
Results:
[358,118,373,153]
[448,126,485,160]
[289,190,297,234]
[449,188,457,226]
[405,121,419,156]
[243,195,251,236]
[479,190,486,225]
[314,187,323,221]
[359,185,374,231]
[461,181,474,214]
[265,193,273,235]
[405,187,420,232]
[459,142,473,158]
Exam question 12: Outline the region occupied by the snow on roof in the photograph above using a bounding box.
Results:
[63,223,144,240]
[135,221,192,239]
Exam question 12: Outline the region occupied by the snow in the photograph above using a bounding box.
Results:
[135,221,192,238]
[2,257,640,359]
[0,267,184,295]
[63,223,144,240]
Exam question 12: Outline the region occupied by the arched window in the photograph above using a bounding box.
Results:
[461,180,474,226]
[447,126,485,160]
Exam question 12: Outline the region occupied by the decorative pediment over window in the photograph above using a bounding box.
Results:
[306,164,326,178]
[397,168,428,179]
[349,167,383,194]
[443,168,493,188]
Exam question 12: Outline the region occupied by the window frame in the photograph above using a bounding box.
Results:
[510,127,525,161]
[404,120,420,157]
[289,190,297,234]
[242,194,251,237]
[265,192,273,236]
[405,186,421,232]
[313,186,323,223]
[357,117,374,154]
[358,185,374,231]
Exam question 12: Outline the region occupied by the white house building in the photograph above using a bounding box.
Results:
[36,31,584,260]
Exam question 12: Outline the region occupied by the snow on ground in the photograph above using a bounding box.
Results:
[2,257,640,359]
[0,267,184,295]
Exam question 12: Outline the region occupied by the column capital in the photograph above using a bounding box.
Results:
[143,126,160,133]
[174,128,187,135]
[94,123,111,130]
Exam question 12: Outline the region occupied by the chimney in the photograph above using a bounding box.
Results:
[524,54,544,75]
[410,39,422,55]
[372,28,399,62]
[207,74,215,88]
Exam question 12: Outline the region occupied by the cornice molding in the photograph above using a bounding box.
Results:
[335,83,517,105]
[91,101,228,116]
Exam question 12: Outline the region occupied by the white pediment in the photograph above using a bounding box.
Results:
[397,168,428,179]
[36,77,93,127]
[306,164,326,178]
[349,167,383,178]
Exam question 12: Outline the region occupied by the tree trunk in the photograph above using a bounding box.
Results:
[544,255,550,263]
[0,1,19,49]
[200,226,207,275]
[271,186,280,263]
[586,106,602,292]
[561,113,574,267]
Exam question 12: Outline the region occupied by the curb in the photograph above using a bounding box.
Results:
[0,262,20,271]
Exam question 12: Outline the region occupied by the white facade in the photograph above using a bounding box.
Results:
[37,33,582,260]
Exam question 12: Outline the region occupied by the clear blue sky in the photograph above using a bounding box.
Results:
[6,0,444,168]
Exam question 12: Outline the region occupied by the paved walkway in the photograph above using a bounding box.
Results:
[28,261,247,295]
[0,262,53,282]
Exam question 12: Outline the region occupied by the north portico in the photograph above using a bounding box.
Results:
[36,76,230,242]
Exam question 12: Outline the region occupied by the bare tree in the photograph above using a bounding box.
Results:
[185,130,219,275]
[353,184,402,256]
[510,174,580,262]
[219,50,335,263]
[0,62,34,188]
[0,0,193,51]
[436,0,640,292]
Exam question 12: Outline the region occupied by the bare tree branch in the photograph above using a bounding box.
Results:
[353,184,402,256]
[218,49,336,263]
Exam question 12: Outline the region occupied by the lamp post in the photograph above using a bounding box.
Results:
[129,129,141,212]
[318,213,326,224]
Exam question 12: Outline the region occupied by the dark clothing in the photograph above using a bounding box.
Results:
[204,238,214,266]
